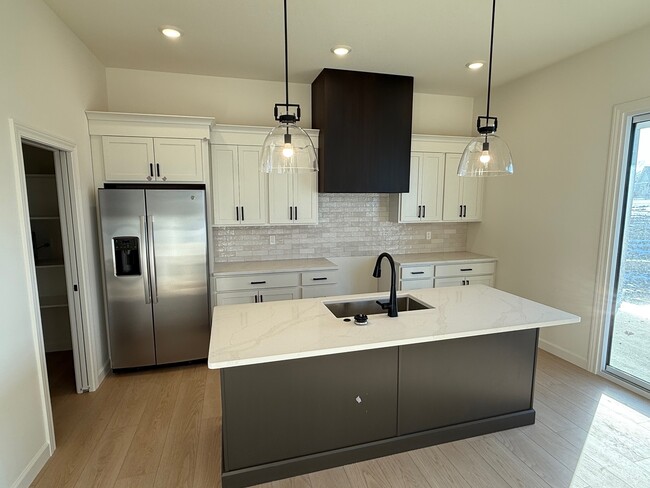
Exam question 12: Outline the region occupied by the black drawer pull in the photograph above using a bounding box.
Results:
[250,281,266,285]
[460,268,473,272]
[236,207,239,221]
[312,277,327,281]
[411,271,425,275]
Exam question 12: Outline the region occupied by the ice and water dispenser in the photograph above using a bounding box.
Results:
[113,236,141,276]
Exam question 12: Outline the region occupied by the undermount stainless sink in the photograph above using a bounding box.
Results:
[324,296,432,319]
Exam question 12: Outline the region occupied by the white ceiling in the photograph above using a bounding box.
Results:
[43,0,650,96]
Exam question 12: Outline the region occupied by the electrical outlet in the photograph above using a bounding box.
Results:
[270,235,276,245]
[426,231,431,240]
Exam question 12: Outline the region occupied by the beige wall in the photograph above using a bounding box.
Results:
[106,68,474,135]
[0,0,107,486]
[468,24,650,368]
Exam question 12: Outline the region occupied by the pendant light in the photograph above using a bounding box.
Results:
[458,0,513,177]
[260,0,318,173]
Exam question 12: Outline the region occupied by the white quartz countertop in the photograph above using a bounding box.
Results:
[213,258,337,276]
[390,251,496,265]
[208,285,580,369]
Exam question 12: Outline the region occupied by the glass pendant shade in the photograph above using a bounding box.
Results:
[457,134,513,177]
[261,123,318,173]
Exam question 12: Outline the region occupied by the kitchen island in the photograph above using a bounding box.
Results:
[209,285,580,488]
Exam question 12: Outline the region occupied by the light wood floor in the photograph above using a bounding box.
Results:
[31,350,650,488]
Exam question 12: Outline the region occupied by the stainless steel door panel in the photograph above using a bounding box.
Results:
[145,189,209,364]
[99,189,156,368]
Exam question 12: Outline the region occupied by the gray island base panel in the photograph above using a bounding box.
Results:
[220,328,539,488]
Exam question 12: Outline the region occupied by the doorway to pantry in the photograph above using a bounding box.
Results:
[20,140,90,399]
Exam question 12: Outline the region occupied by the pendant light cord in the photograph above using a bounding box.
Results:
[284,0,289,112]
[485,0,496,119]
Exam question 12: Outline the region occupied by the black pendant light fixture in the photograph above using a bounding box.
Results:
[260,0,318,173]
[458,0,513,177]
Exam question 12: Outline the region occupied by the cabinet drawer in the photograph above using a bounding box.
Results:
[434,262,495,278]
[301,270,338,286]
[215,272,299,292]
[400,265,434,280]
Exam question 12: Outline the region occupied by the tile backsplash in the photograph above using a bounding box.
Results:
[213,194,467,262]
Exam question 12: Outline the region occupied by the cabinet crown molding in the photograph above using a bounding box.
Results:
[410,134,472,153]
[86,111,214,139]
[211,124,319,147]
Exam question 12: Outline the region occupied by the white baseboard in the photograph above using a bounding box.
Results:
[92,358,111,391]
[539,338,588,370]
[10,443,50,488]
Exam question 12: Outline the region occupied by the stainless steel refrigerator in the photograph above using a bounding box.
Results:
[98,187,209,369]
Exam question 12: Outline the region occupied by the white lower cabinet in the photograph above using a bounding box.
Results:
[394,260,496,291]
[216,287,300,306]
[300,269,339,298]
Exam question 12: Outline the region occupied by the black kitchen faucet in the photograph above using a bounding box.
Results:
[372,252,398,317]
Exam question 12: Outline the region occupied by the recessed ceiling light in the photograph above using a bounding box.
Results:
[160,26,182,39]
[331,45,352,56]
[466,61,484,70]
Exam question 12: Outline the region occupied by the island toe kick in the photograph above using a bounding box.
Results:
[219,328,539,488]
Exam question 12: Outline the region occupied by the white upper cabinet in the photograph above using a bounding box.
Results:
[442,153,484,222]
[210,124,319,227]
[395,152,444,223]
[268,172,318,225]
[212,145,267,226]
[102,137,203,182]
[87,112,213,184]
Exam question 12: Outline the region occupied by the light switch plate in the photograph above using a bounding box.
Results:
[426,232,431,240]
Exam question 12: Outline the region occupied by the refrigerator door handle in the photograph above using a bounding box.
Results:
[147,216,159,303]
[140,216,152,304]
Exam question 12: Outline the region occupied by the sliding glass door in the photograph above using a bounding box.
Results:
[606,115,650,389]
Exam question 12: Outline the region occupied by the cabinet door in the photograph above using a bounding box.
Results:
[216,290,257,306]
[268,172,292,224]
[237,146,267,225]
[258,287,300,302]
[102,136,154,182]
[460,175,484,221]
[212,145,240,225]
[153,138,203,182]
[434,277,465,288]
[222,347,398,470]
[401,278,434,290]
[419,153,445,222]
[293,172,318,224]
[465,275,494,287]
[442,154,462,221]
[399,154,422,222]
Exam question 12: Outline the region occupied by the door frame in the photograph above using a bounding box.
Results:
[9,120,97,452]
[589,97,650,399]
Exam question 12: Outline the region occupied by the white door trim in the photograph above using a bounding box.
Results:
[588,96,650,375]
[8,119,97,455]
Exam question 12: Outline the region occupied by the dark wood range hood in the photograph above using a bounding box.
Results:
[311,69,414,193]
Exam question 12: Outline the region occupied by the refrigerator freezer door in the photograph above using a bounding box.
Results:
[99,189,156,368]
[145,189,210,364]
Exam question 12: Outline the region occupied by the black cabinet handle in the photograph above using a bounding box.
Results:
[250,281,267,285]
[462,280,467,286]
[417,205,421,218]
[411,271,425,275]
[260,294,264,303]
[467,279,470,285]
[236,207,239,221]
[289,206,293,220]
[312,277,327,281]
[463,205,467,218]
[254,295,258,303]
[294,206,298,220]
[460,268,473,272]
[156,163,161,177]
[149,163,154,177]
[241,206,245,221]
[459,205,463,217]
[422,205,426,218]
